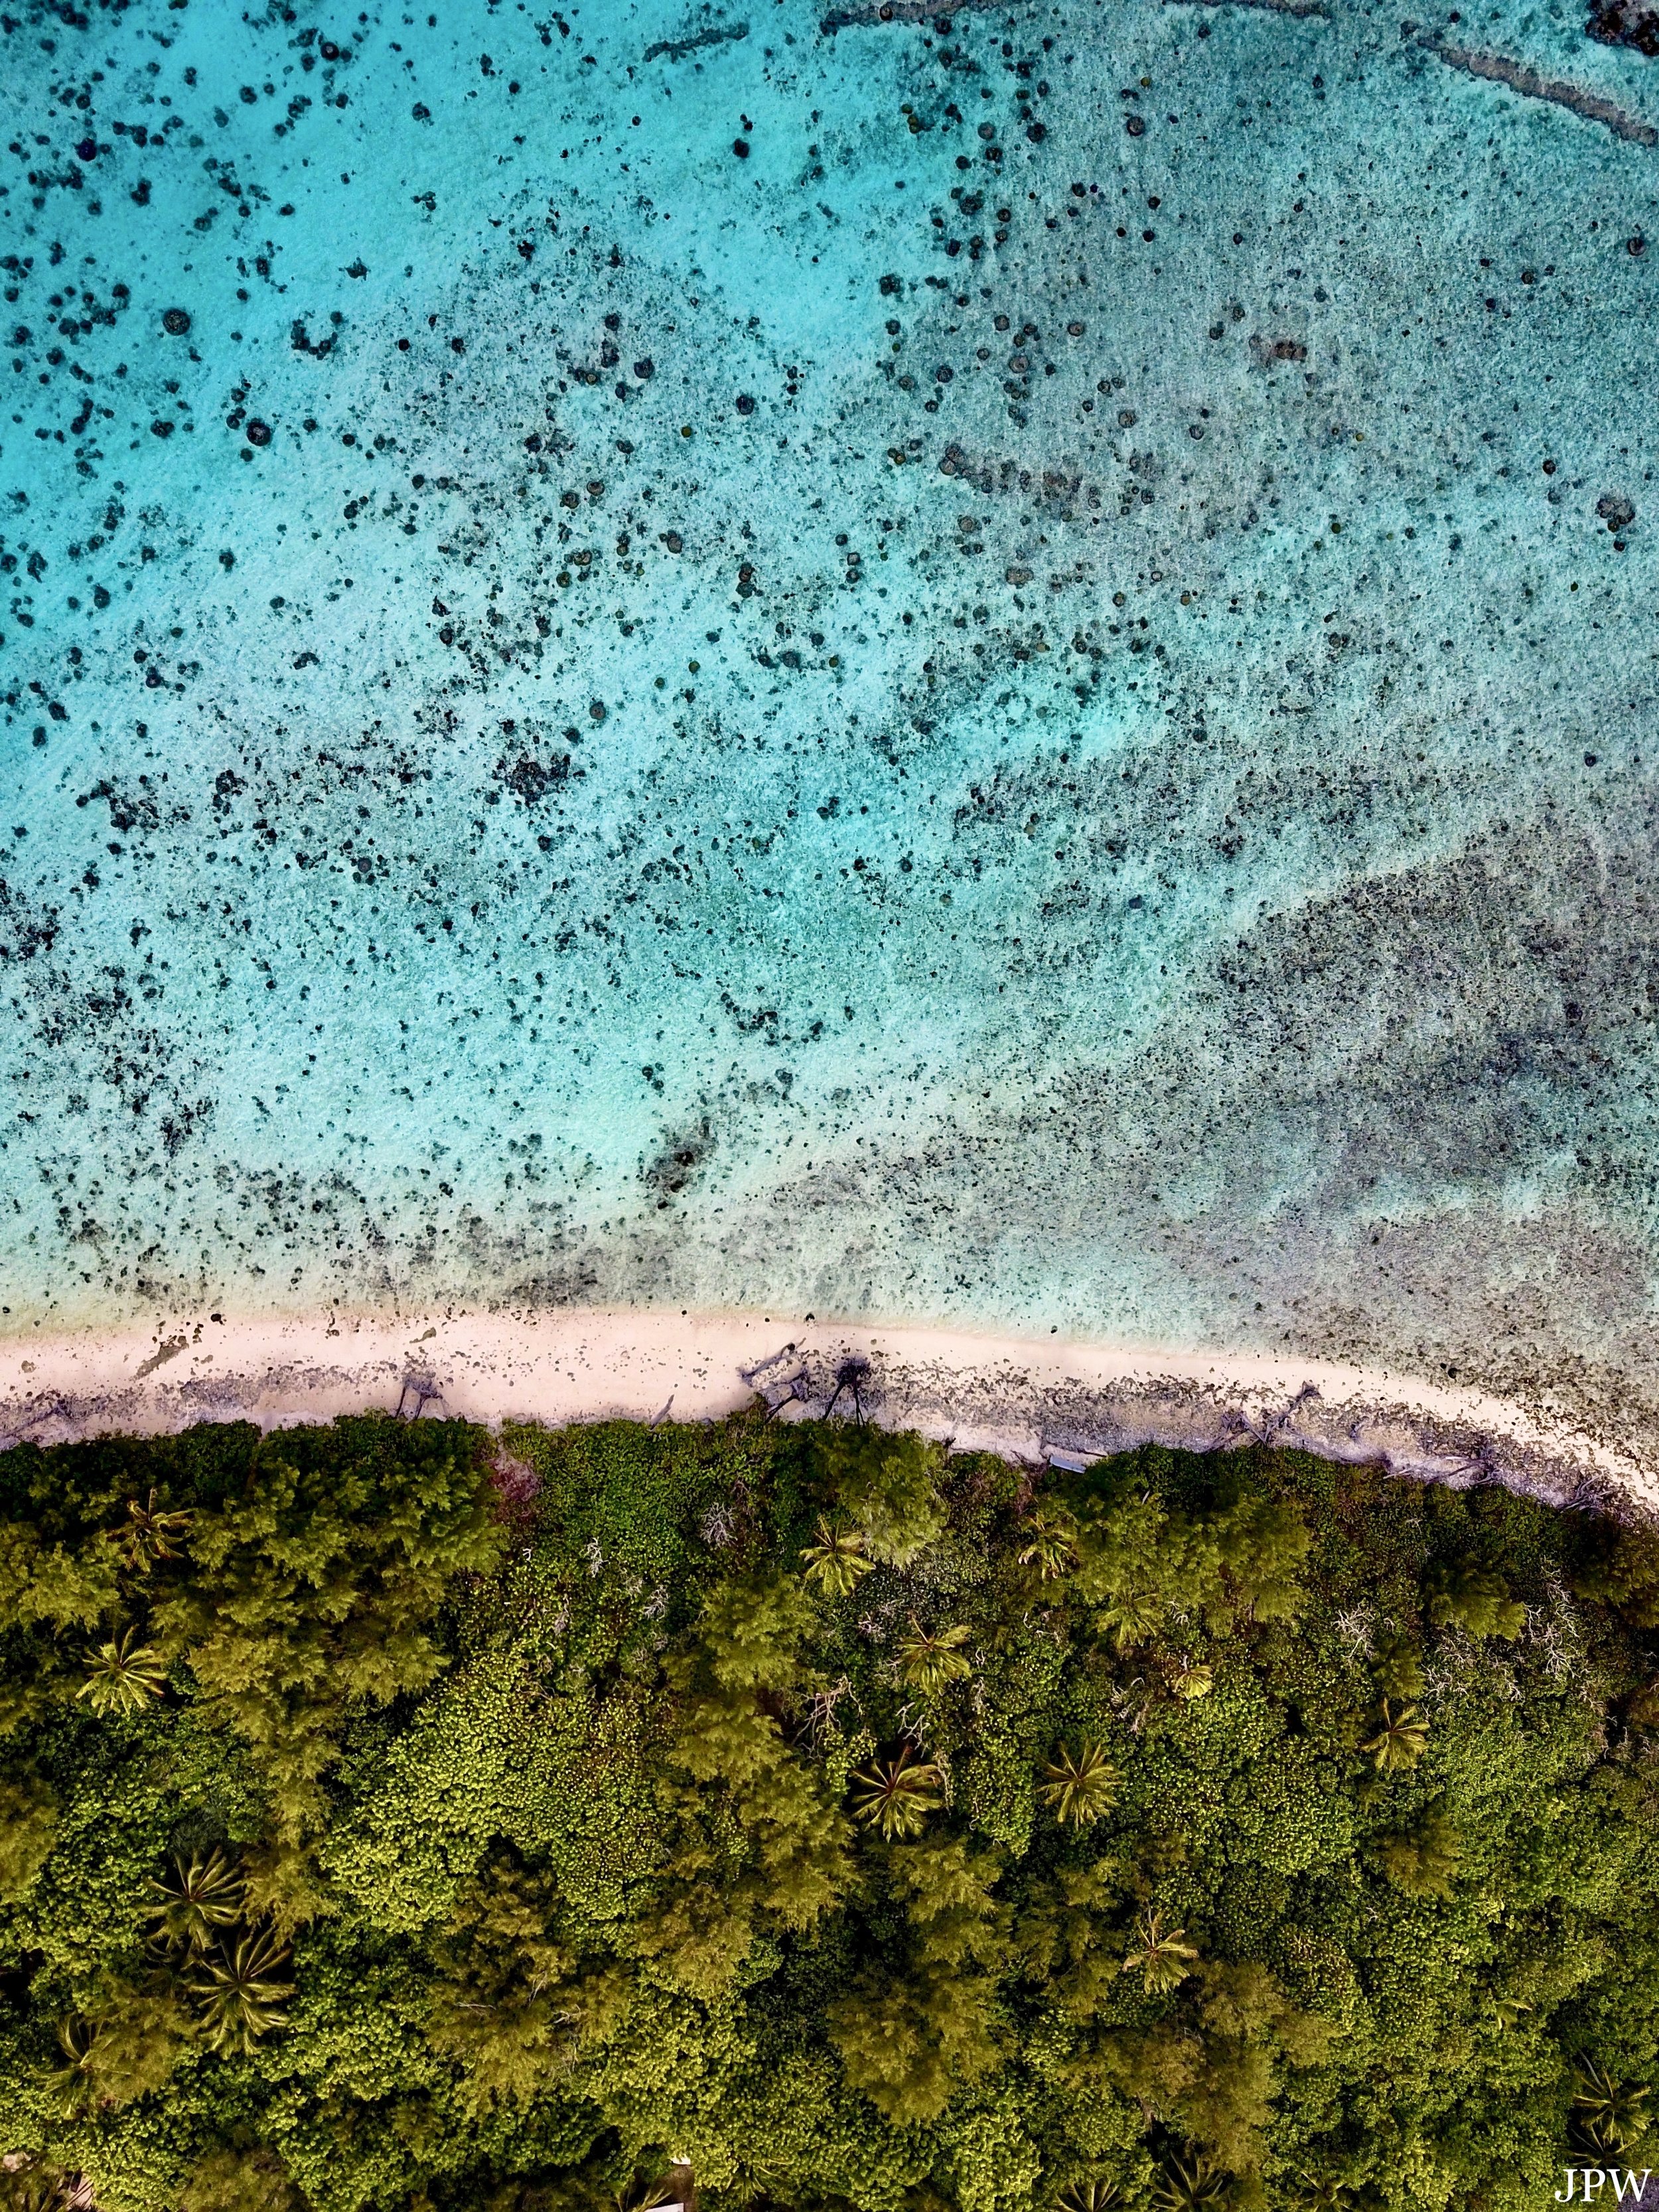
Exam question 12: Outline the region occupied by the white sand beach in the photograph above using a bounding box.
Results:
[0,1305,1650,1516]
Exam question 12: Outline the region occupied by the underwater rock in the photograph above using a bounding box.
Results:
[1586,0,1659,54]
[1420,35,1659,143]
[642,21,750,64]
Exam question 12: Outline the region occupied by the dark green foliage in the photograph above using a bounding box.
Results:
[1,1417,1656,2212]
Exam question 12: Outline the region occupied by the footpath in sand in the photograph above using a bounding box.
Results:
[0,1307,1651,1518]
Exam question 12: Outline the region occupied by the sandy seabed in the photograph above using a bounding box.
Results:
[0,1307,1652,1521]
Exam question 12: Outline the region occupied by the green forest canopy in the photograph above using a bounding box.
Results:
[1,1409,1657,2212]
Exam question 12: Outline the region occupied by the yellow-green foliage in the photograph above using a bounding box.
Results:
[0,1772,58,1903]
[1376,1810,1464,1898]
[0,1420,1656,2212]
[815,1422,948,1565]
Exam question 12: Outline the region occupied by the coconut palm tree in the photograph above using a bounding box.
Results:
[850,1747,945,1840]
[1040,1740,1120,1826]
[1121,1907,1198,1994]
[1019,1509,1079,1581]
[109,1488,192,1574]
[1360,1699,1429,1773]
[614,2178,680,2212]
[146,1849,246,1956]
[75,1627,167,1717]
[894,1618,972,1696]
[1165,1660,1214,1701]
[188,1925,292,2056]
[44,2018,102,2118]
[1098,1588,1164,1653]
[1289,2176,1353,2212]
[1573,2057,1650,2152]
[1151,2155,1228,2212]
[800,1517,874,1597]
[1057,2183,1123,2212]
[0,2156,86,2212]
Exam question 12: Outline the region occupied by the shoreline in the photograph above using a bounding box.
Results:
[0,1306,1652,1518]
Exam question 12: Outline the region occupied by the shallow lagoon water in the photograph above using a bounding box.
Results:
[2,0,1658,1449]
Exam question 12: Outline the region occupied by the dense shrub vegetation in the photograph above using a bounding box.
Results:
[1,1409,1657,2212]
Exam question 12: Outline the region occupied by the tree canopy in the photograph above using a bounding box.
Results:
[1,1408,1656,2212]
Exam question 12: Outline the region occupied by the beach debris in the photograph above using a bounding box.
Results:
[396,1376,447,1420]
[750,1360,813,1418]
[823,1354,871,1421]
[739,1342,801,1388]
[1046,1448,1096,1474]
[133,1332,188,1380]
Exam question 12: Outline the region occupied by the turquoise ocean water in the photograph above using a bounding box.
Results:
[3,0,1658,1439]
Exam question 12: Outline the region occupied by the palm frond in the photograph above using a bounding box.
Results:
[75,1627,167,1717]
[614,2179,680,2212]
[1166,1659,1214,1701]
[1360,1699,1429,1773]
[1056,2182,1123,2212]
[894,1618,973,1695]
[1097,1588,1164,1653]
[0,2155,89,2212]
[44,2017,102,2117]
[146,1848,246,1955]
[800,1517,875,1596]
[850,1746,944,1839]
[1150,2155,1228,2212]
[1573,2057,1650,2152]
[109,1487,192,1573]
[1019,1508,1080,1580]
[1121,1907,1198,1993]
[188,1924,292,2055]
[1040,1740,1120,1826]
